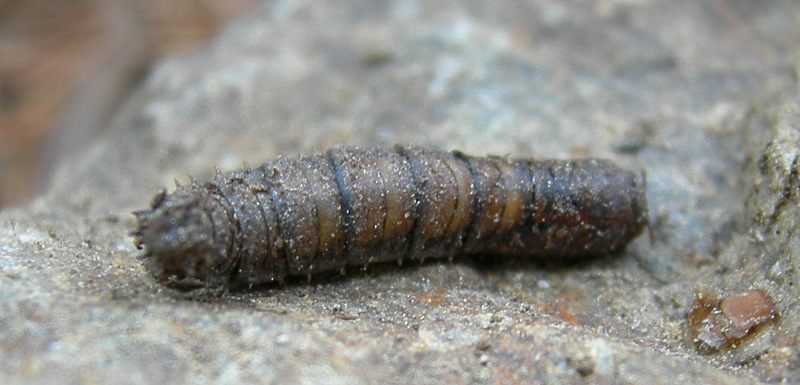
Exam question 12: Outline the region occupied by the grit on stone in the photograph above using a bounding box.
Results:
[2,1,800,384]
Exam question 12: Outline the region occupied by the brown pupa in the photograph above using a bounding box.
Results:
[133,145,648,288]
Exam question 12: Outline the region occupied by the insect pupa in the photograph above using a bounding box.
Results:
[133,145,648,288]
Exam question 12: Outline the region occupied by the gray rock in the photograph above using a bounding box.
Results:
[2,0,799,383]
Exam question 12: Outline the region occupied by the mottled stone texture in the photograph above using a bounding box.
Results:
[2,0,800,383]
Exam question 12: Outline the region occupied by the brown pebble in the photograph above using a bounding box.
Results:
[719,289,776,339]
[686,290,725,352]
[686,288,777,353]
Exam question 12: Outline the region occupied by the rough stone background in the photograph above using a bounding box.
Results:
[2,0,800,383]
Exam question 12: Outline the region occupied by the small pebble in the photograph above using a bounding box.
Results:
[686,288,776,353]
[719,289,776,339]
[475,334,492,352]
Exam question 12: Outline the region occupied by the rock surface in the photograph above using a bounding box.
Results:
[2,0,800,383]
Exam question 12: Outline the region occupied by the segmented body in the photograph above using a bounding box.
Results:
[133,145,648,288]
